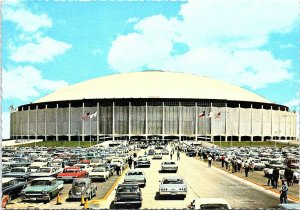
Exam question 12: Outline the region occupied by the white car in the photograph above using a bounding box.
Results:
[159,176,187,198]
[89,167,110,181]
[153,151,163,159]
[124,169,146,187]
[188,198,232,209]
[161,161,178,173]
[252,159,266,170]
[30,158,49,168]
[73,164,93,174]
[29,167,63,180]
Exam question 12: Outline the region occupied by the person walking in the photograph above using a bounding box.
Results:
[208,156,212,168]
[267,168,274,186]
[128,156,133,169]
[279,182,288,204]
[177,151,180,161]
[221,155,225,168]
[115,165,121,176]
[273,168,279,189]
[237,159,242,172]
[170,152,173,160]
[244,162,250,177]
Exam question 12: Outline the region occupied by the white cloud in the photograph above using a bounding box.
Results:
[108,0,297,89]
[2,112,10,139]
[127,17,139,23]
[3,66,68,101]
[4,8,52,32]
[10,36,71,63]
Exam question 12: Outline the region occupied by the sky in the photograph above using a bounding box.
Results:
[1,0,299,139]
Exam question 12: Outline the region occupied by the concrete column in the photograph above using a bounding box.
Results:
[82,102,85,141]
[195,102,198,141]
[97,102,99,143]
[21,107,24,138]
[56,104,58,141]
[285,107,287,140]
[68,103,71,141]
[112,102,115,141]
[278,107,281,140]
[271,106,273,140]
[179,102,182,142]
[129,102,131,138]
[225,103,227,142]
[162,102,165,140]
[290,112,292,139]
[35,105,38,140]
[27,106,30,139]
[238,104,241,142]
[145,102,148,138]
[45,105,47,141]
[261,105,264,141]
[250,104,253,142]
[210,102,213,142]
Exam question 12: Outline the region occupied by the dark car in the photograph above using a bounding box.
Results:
[114,183,142,208]
[2,166,11,175]
[2,177,27,201]
[186,151,197,157]
[66,159,79,167]
[69,178,97,200]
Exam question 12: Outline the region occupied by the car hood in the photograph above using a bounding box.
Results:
[125,175,145,181]
[23,185,53,192]
[5,172,27,176]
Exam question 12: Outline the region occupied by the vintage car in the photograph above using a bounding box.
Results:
[73,164,93,174]
[148,149,155,155]
[251,159,266,170]
[265,159,285,169]
[20,177,63,203]
[89,167,110,181]
[293,169,300,183]
[162,149,170,155]
[97,163,114,177]
[68,178,97,200]
[136,156,151,168]
[57,167,87,181]
[186,150,197,157]
[110,159,125,170]
[159,176,187,198]
[89,158,103,166]
[187,198,232,209]
[3,167,33,181]
[2,178,27,203]
[160,161,178,173]
[124,169,146,187]
[29,167,63,180]
[153,151,163,159]
[30,158,49,168]
[114,183,142,207]
[28,165,41,172]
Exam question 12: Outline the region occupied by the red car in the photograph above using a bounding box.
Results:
[57,167,87,182]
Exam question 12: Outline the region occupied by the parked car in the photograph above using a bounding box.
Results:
[136,156,151,168]
[68,178,97,200]
[29,167,63,180]
[162,149,169,155]
[30,158,49,168]
[159,176,187,198]
[148,149,155,155]
[251,159,266,170]
[57,167,88,182]
[73,164,93,174]
[265,159,285,169]
[187,198,232,209]
[89,167,110,181]
[2,178,27,203]
[2,166,11,175]
[97,163,114,177]
[153,151,163,159]
[3,167,32,181]
[113,183,142,208]
[124,169,146,187]
[20,177,63,203]
[293,169,300,183]
[186,151,197,157]
[160,161,178,173]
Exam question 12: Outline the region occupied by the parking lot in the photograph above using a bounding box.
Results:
[3,141,300,209]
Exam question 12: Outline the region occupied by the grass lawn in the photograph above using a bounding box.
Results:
[211,141,290,148]
[15,141,99,148]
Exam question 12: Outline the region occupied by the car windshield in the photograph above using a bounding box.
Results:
[30,166,40,169]
[92,168,105,172]
[271,161,282,164]
[34,159,45,162]
[200,204,229,209]
[163,179,183,184]
[128,172,143,176]
[117,186,138,193]
[164,162,175,165]
[74,165,85,169]
[38,168,51,173]
[64,169,79,173]
[11,168,25,173]
[74,182,86,187]
[31,180,52,186]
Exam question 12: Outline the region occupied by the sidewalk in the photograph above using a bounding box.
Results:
[197,157,299,202]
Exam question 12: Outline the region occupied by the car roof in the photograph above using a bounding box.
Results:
[32,177,56,181]
[2,178,17,183]
[118,183,139,187]
[162,176,183,180]
[74,178,90,183]
[194,198,231,206]
[127,169,144,172]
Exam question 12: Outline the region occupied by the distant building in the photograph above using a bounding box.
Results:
[10,71,297,142]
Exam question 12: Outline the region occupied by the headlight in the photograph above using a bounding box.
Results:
[42,191,47,194]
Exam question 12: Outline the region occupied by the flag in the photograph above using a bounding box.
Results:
[81,112,90,120]
[206,112,212,118]
[198,111,205,118]
[215,112,221,119]
[90,111,97,119]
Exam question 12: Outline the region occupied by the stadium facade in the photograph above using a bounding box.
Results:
[10,71,297,142]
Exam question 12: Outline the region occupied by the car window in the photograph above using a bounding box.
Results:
[74,182,86,187]
[31,180,52,186]
[163,179,183,184]
[11,168,26,173]
[39,168,51,173]
[92,168,105,172]
[118,186,138,193]
[128,172,143,176]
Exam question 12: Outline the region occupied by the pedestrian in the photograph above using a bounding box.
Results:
[273,168,279,189]
[267,168,274,186]
[225,158,229,170]
[221,155,225,168]
[170,153,173,160]
[237,159,242,172]
[279,182,288,204]
[286,168,293,187]
[244,162,249,177]
[115,165,121,176]
[208,156,212,167]
[177,151,180,161]
[250,161,255,172]
[128,156,133,169]
[133,157,137,169]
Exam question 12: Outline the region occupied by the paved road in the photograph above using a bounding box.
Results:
[105,147,280,209]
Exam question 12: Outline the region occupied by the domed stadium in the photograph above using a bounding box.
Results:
[10,71,296,142]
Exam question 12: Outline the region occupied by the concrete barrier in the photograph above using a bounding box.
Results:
[2,139,43,147]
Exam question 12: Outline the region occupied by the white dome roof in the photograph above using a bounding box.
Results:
[36,71,272,104]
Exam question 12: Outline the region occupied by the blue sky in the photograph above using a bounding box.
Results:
[2,0,299,138]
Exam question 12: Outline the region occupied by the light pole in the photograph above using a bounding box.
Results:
[30,130,37,148]
[75,130,80,147]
